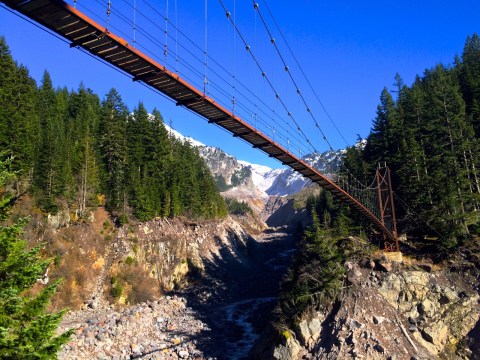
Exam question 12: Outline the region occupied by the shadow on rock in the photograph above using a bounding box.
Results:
[178,228,298,359]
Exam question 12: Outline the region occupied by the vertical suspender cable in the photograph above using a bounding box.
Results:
[174,0,178,73]
[106,0,111,31]
[203,0,208,94]
[164,0,169,63]
[253,2,258,128]
[232,0,236,112]
[133,0,136,47]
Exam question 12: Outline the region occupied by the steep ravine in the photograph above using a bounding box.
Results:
[253,245,480,360]
[55,208,300,359]
[180,229,298,359]
[20,194,480,359]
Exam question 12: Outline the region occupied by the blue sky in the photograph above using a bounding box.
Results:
[1,0,479,168]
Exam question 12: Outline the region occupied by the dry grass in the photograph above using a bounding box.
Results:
[118,264,160,304]
[11,192,173,313]
[44,216,109,311]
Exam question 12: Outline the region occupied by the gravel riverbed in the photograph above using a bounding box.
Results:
[58,229,296,359]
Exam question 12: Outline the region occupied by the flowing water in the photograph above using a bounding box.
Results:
[223,297,276,359]
[185,229,298,358]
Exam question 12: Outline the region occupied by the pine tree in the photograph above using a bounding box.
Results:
[363,87,396,173]
[0,37,38,186]
[459,33,480,136]
[0,36,17,154]
[400,77,434,211]
[67,85,102,215]
[99,89,128,222]
[1,35,227,223]
[127,103,149,220]
[279,208,345,321]
[0,154,72,358]
[150,108,171,217]
[422,65,472,239]
[9,65,38,177]
[34,71,67,212]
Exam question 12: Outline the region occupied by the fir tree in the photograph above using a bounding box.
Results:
[459,33,480,136]
[363,87,396,172]
[422,65,472,238]
[67,85,102,214]
[0,37,39,185]
[34,71,67,212]
[1,35,227,223]
[0,154,72,358]
[99,89,128,221]
[0,36,17,154]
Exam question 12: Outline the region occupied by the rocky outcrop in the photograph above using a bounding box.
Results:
[378,270,479,355]
[198,146,254,189]
[266,257,480,360]
[262,197,309,229]
[47,207,71,229]
[109,216,255,302]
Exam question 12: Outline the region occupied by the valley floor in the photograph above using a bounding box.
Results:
[58,227,297,359]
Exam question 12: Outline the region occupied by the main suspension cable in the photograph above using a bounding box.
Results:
[260,0,349,147]
[118,0,313,155]
[253,1,335,153]
[218,0,319,155]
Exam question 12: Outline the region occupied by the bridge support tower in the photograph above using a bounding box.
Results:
[376,163,399,252]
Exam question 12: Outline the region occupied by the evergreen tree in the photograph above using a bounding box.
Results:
[459,33,480,136]
[34,71,67,212]
[400,77,434,210]
[99,89,128,221]
[278,207,346,322]
[0,154,72,358]
[421,65,472,238]
[150,108,171,217]
[0,36,17,154]
[363,88,396,172]
[1,35,227,223]
[127,102,157,220]
[0,37,38,182]
[67,85,102,214]
[9,65,38,177]
[350,44,480,239]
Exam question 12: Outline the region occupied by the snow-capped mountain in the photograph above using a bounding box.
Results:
[163,124,205,147]
[163,123,348,200]
[266,150,344,196]
[238,161,283,193]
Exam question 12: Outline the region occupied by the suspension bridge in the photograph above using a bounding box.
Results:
[1,0,399,251]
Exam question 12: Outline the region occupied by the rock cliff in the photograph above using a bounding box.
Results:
[259,252,480,360]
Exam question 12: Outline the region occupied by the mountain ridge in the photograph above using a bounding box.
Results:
[163,124,347,200]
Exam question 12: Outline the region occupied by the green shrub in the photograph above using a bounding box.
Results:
[224,198,253,216]
[110,282,123,298]
[125,256,135,266]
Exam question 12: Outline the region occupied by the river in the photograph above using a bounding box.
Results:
[182,228,297,359]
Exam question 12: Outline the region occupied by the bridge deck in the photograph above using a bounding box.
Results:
[2,0,395,241]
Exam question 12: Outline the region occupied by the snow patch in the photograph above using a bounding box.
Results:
[163,124,205,147]
[238,160,284,192]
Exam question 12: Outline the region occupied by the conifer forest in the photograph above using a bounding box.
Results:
[0,36,226,224]
[343,34,480,247]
